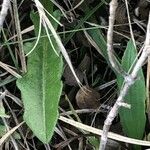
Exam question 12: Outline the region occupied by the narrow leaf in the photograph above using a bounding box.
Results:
[39,0,53,14]
[86,28,121,74]
[17,11,63,143]
[86,28,107,57]
[117,40,146,148]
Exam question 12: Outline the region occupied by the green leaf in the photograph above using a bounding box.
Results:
[88,136,100,150]
[86,28,121,74]
[39,0,53,14]
[0,125,6,137]
[17,11,63,143]
[117,40,146,149]
[86,28,107,58]
[0,101,9,118]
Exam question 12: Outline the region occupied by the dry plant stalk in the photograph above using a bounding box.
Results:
[0,0,10,28]
[13,0,27,73]
[0,0,27,73]
[0,61,22,78]
[0,121,24,145]
[59,116,150,146]
[99,0,150,149]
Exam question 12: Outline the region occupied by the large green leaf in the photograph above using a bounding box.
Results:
[17,11,63,143]
[117,40,146,148]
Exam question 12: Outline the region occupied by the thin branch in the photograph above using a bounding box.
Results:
[0,0,10,28]
[107,0,125,75]
[99,13,150,150]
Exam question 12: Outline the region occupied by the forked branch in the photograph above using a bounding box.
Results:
[99,0,150,149]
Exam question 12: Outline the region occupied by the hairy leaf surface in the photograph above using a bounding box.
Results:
[17,11,63,143]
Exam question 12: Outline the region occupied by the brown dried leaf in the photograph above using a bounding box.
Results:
[76,86,100,109]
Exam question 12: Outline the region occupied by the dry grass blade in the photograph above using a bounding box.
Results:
[8,25,34,41]
[0,61,22,78]
[124,0,136,48]
[0,121,24,145]
[68,0,84,12]
[59,116,150,146]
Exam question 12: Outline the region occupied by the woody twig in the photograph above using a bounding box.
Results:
[0,0,10,28]
[106,0,126,75]
[99,0,150,149]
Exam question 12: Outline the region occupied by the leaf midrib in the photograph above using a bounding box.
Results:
[42,38,47,139]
